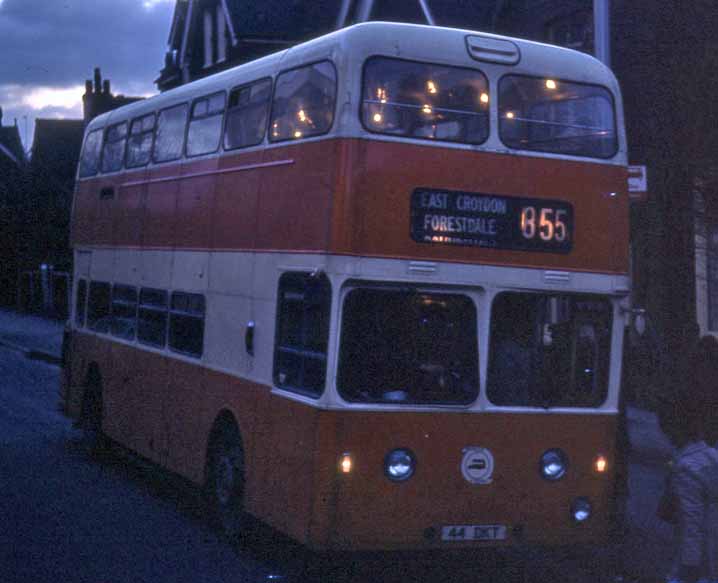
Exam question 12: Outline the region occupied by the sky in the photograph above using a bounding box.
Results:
[0,0,176,150]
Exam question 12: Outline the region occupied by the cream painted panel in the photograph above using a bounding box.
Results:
[251,297,276,385]
[113,249,141,286]
[75,250,92,278]
[252,253,329,301]
[208,252,254,297]
[90,249,115,281]
[140,251,173,289]
[172,251,210,292]
[205,292,252,374]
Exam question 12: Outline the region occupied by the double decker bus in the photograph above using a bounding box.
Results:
[61,21,629,552]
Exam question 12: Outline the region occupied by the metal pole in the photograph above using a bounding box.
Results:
[593,0,611,67]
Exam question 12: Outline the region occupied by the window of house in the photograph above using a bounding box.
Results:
[269,61,337,142]
[338,288,478,405]
[217,4,228,63]
[138,288,168,348]
[499,75,617,159]
[362,57,490,145]
[169,292,205,357]
[204,9,214,68]
[87,281,111,333]
[79,129,103,178]
[187,92,226,157]
[126,113,156,168]
[110,285,138,341]
[153,103,189,163]
[487,292,612,408]
[101,122,128,173]
[224,78,272,150]
[274,272,331,398]
[75,279,87,327]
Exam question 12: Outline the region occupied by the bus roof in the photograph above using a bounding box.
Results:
[88,20,622,135]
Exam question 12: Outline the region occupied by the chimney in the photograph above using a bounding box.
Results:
[85,80,93,96]
[103,79,111,95]
[94,67,102,94]
[0,107,3,126]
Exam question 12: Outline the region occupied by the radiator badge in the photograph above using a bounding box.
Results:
[461,447,494,485]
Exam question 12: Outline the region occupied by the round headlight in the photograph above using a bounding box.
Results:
[539,449,568,481]
[571,497,592,523]
[385,448,416,482]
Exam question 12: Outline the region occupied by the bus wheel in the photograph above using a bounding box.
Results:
[79,369,107,453]
[206,425,245,541]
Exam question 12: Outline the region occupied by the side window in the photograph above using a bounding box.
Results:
[87,281,111,333]
[79,129,103,178]
[269,61,337,142]
[274,272,331,398]
[153,103,189,163]
[101,122,128,173]
[138,288,168,348]
[126,113,156,168]
[224,78,272,150]
[169,292,205,357]
[75,279,87,327]
[187,92,226,157]
[110,285,138,341]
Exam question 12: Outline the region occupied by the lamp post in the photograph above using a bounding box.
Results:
[593,0,611,67]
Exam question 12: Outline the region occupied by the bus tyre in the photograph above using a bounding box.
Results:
[206,426,245,541]
[80,371,107,454]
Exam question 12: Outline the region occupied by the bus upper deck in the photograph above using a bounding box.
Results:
[74,21,628,276]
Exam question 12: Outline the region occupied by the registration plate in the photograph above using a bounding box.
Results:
[441,525,507,542]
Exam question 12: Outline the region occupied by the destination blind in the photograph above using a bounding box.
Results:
[410,188,574,253]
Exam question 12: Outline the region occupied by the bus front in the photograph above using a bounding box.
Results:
[304,23,628,552]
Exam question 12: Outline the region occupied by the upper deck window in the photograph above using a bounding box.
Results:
[79,129,103,178]
[362,57,489,145]
[225,78,272,150]
[153,103,189,163]
[269,61,337,142]
[126,113,156,168]
[101,122,128,173]
[488,292,612,408]
[338,288,479,406]
[187,92,226,157]
[499,75,617,159]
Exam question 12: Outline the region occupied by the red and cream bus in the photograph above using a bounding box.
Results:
[61,21,629,552]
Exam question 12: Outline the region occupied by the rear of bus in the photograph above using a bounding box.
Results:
[299,23,629,552]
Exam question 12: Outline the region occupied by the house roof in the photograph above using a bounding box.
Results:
[0,124,25,166]
[30,119,84,187]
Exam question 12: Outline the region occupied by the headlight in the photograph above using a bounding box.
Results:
[539,449,568,481]
[384,448,416,482]
[571,497,592,523]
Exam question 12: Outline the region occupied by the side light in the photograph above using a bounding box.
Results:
[594,454,608,474]
[339,452,353,474]
[571,497,592,523]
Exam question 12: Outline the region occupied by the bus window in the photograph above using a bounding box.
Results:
[169,292,205,358]
[79,129,103,178]
[126,113,156,168]
[138,288,168,348]
[75,279,87,327]
[269,61,337,142]
[101,122,128,173]
[499,75,617,158]
[362,57,489,145]
[187,92,226,157]
[110,285,138,341]
[338,289,478,405]
[224,78,272,150]
[487,292,612,408]
[274,272,331,397]
[87,281,112,334]
[153,103,189,163]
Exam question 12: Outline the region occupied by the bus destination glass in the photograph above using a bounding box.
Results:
[410,187,574,252]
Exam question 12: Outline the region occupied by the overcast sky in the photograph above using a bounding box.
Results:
[0,0,175,149]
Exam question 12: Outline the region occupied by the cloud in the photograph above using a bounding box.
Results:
[0,0,173,147]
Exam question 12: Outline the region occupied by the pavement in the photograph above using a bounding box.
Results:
[0,307,678,582]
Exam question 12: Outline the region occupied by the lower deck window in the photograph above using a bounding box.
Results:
[488,292,612,408]
[338,288,478,405]
[169,292,205,357]
[87,282,111,333]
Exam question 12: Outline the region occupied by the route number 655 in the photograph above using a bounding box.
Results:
[520,207,568,243]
